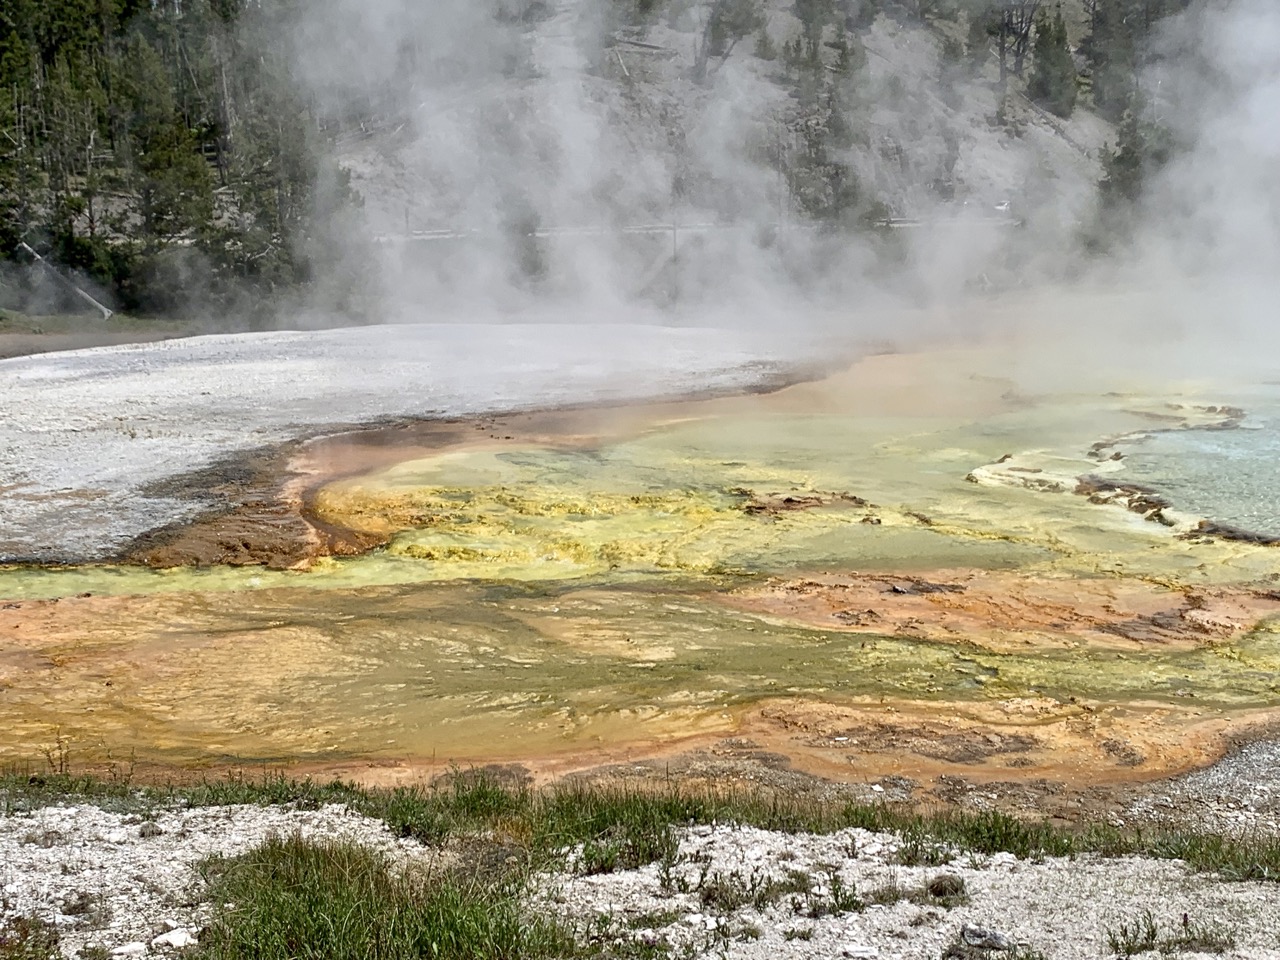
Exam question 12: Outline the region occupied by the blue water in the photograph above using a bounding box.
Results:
[1121,394,1280,536]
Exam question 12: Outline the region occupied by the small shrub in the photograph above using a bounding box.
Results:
[925,872,969,908]
[698,867,812,913]
[624,909,682,931]
[0,916,59,960]
[865,873,968,910]
[1161,912,1236,954]
[792,870,863,918]
[895,830,951,867]
[864,879,908,905]
[59,892,95,917]
[1107,910,1159,957]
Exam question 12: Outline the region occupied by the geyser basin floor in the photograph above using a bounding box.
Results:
[1,347,1279,805]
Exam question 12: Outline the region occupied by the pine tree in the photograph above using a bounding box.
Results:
[964,5,995,74]
[755,24,777,61]
[1100,108,1145,204]
[1027,5,1077,118]
[1085,0,1136,121]
[1100,100,1171,206]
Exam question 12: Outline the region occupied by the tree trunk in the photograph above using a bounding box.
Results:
[998,21,1009,87]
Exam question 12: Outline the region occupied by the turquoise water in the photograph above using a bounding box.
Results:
[1122,392,1280,537]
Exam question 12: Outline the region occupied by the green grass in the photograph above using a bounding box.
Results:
[0,916,59,960]
[195,835,576,960]
[2,769,1269,960]
[1106,910,1160,957]
[5,769,1280,885]
[1105,910,1237,957]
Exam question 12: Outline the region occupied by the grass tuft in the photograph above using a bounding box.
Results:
[1105,909,1236,957]
[1106,910,1159,957]
[865,872,969,910]
[0,916,59,960]
[196,834,575,960]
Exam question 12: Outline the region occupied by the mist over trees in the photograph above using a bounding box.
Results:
[0,0,361,317]
[1027,6,1076,117]
[0,0,1202,318]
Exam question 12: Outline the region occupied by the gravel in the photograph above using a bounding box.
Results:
[542,824,1280,959]
[1128,740,1280,836]
[0,323,808,563]
[3,800,1278,960]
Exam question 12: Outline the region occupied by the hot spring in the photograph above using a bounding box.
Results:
[1,344,1278,788]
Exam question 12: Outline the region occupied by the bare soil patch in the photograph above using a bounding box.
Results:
[723,569,1280,653]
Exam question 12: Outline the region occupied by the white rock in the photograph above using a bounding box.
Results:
[0,325,801,562]
[111,943,148,957]
[151,929,197,949]
[842,945,878,958]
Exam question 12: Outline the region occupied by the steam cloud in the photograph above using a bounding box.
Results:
[278,0,1278,349]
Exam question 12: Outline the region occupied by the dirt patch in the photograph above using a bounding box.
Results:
[722,569,1280,653]
[0,327,198,361]
[737,489,872,518]
[119,410,629,568]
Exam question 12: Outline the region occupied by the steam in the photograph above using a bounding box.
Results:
[1081,0,1280,381]
[268,0,1280,353]
[1134,0,1280,279]
[280,0,1067,331]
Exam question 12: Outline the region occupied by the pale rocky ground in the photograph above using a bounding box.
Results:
[3,759,1279,960]
[0,802,419,959]
[1130,741,1280,838]
[0,323,811,563]
[541,823,1280,960]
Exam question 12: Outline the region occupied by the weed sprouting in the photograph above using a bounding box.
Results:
[1106,910,1159,957]
[1105,910,1236,957]
[0,916,59,960]
[1161,912,1236,954]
